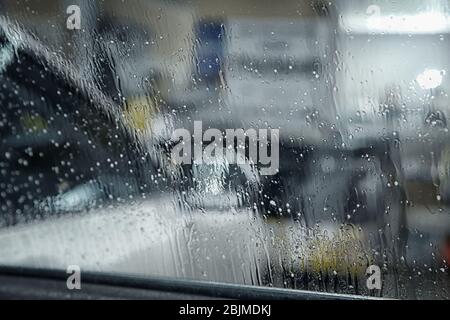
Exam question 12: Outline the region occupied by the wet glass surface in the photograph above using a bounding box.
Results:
[0,0,449,299]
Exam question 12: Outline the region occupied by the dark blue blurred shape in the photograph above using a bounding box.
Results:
[194,20,225,83]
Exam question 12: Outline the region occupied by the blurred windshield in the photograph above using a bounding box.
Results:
[0,0,449,300]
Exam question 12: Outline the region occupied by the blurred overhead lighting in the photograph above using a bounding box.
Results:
[416,69,445,90]
[367,12,449,34]
[341,10,450,34]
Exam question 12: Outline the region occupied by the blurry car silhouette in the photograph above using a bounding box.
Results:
[0,20,161,225]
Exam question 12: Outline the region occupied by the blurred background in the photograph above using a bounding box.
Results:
[0,0,449,299]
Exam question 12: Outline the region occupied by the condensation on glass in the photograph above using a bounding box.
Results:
[0,0,449,299]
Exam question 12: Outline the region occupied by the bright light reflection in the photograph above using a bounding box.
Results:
[367,12,449,34]
[416,69,445,90]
